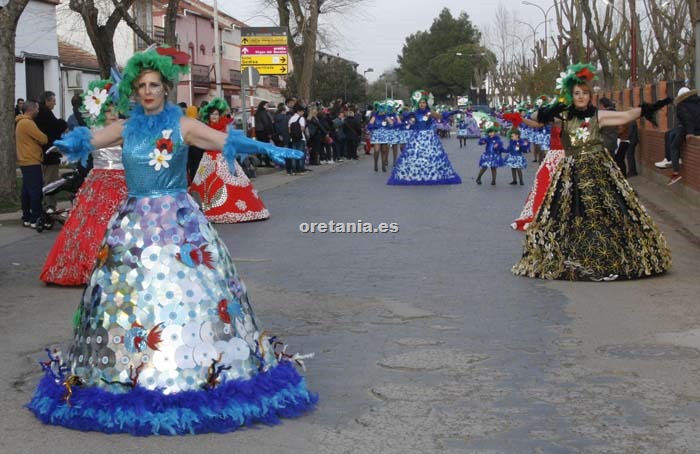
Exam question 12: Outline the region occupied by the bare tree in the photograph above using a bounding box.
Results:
[68,0,138,78]
[639,0,693,82]
[0,0,31,205]
[263,0,362,101]
[581,0,626,89]
[553,0,587,68]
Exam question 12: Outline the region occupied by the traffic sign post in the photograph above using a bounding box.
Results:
[240,27,289,76]
[241,67,261,137]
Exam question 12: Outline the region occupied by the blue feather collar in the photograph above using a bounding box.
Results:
[123,103,182,146]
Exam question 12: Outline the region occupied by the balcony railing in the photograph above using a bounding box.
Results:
[136,25,166,50]
[192,63,210,87]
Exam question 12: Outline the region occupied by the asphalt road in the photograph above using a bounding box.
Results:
[2,136,700,453]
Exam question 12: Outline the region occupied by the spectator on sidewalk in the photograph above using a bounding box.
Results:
[15,100,47,228]
[34,91,67,212]
[344,108,362,160]
[273,102,290,147]
[66,94,86,131]
[656,87,700,185]
[287,104,307,175]
[15,98,24,116]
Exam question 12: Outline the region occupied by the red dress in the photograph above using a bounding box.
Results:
[511,126,564,231]
[189,118,270,223]
[40,147,127,285]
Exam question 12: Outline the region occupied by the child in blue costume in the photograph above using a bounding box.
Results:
[27,46,315,436]
[476,124,504,185]
[386,91,462,185]
[367,102,392,172]
[504,128,530,185]
[456,116,468,148]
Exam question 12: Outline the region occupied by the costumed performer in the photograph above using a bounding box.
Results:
[367,102,393,172]
[27,46,315,435]
[476,121,504,185]
[386,91,462,185]
[512,63,672,281]
[503,125,530,186]
[189,97,270,223]
[511,100,565,231]
[40,76,128,286]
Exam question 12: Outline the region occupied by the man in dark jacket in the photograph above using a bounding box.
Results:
[34,91,67,211]
[656,87,700,185]
[343,109,362,160]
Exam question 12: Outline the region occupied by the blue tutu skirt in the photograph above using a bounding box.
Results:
[479,151,504,168]
[387,130,461,185]
[504,154,527,168]
[370,128,391,144]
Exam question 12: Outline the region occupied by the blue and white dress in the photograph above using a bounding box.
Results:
[504,138,530,168]
[28,104,316,435]
[387,109,461,185]
[478,136,504,168]
[456,120,468,138]
[368,113,392,144]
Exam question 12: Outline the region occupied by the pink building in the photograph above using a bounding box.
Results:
[150,0,285,111]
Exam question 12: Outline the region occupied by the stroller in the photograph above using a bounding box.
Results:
[35,168,84,232]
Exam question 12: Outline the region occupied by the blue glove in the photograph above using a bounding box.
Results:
[223,129,303,168]
[52,126,93,166]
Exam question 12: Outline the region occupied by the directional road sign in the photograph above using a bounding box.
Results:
[241,55,288,66]
[240,46,288,56]
[244,65,288,75]
[241,27,289,75]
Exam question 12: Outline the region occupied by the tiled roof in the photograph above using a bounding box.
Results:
[58,41,101,72]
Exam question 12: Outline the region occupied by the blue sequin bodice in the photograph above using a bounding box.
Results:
[413,109,435,131]
[122,104,188,197]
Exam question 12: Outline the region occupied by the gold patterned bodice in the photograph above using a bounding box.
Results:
[561,113,604,158]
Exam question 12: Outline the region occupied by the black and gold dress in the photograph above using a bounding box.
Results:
[512,110,671,281]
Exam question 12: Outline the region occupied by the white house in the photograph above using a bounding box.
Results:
[15,0,62,116]
[58,41,101,119]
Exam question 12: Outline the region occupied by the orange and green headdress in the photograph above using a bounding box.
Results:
[555,63,597,105]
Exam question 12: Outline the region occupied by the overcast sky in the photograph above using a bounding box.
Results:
[208,1,554,82]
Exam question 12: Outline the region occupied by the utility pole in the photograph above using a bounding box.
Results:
[213,0,222,97]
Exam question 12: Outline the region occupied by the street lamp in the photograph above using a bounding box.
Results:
[363,68,374,79]
[522,0,557,58]
[516,19,552,62]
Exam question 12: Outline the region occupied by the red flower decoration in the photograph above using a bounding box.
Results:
[156,47,191,66]
[156,137,173,153]
[576,67,595,82]
[218,299,231,324]
[580,121,590,129]
[104,83,113,91]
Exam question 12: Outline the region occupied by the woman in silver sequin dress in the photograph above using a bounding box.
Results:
[28,47,315,435]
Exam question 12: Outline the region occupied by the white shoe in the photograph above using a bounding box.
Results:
[329,160,335,164]
[45,207,55,214]
[654,158,672,169]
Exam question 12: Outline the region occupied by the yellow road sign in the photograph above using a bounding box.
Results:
[241,55,289,66]
[240,36,287,46]
[241,64,288,75]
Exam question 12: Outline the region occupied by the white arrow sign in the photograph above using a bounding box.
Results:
[241,47,249,54]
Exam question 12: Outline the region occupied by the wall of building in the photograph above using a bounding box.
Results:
[15,0,61,116]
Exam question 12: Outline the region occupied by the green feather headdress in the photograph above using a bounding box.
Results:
[410,90,434,109]
[118,46,190,114]
[555,62,597,105]
[199,97,230,123]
